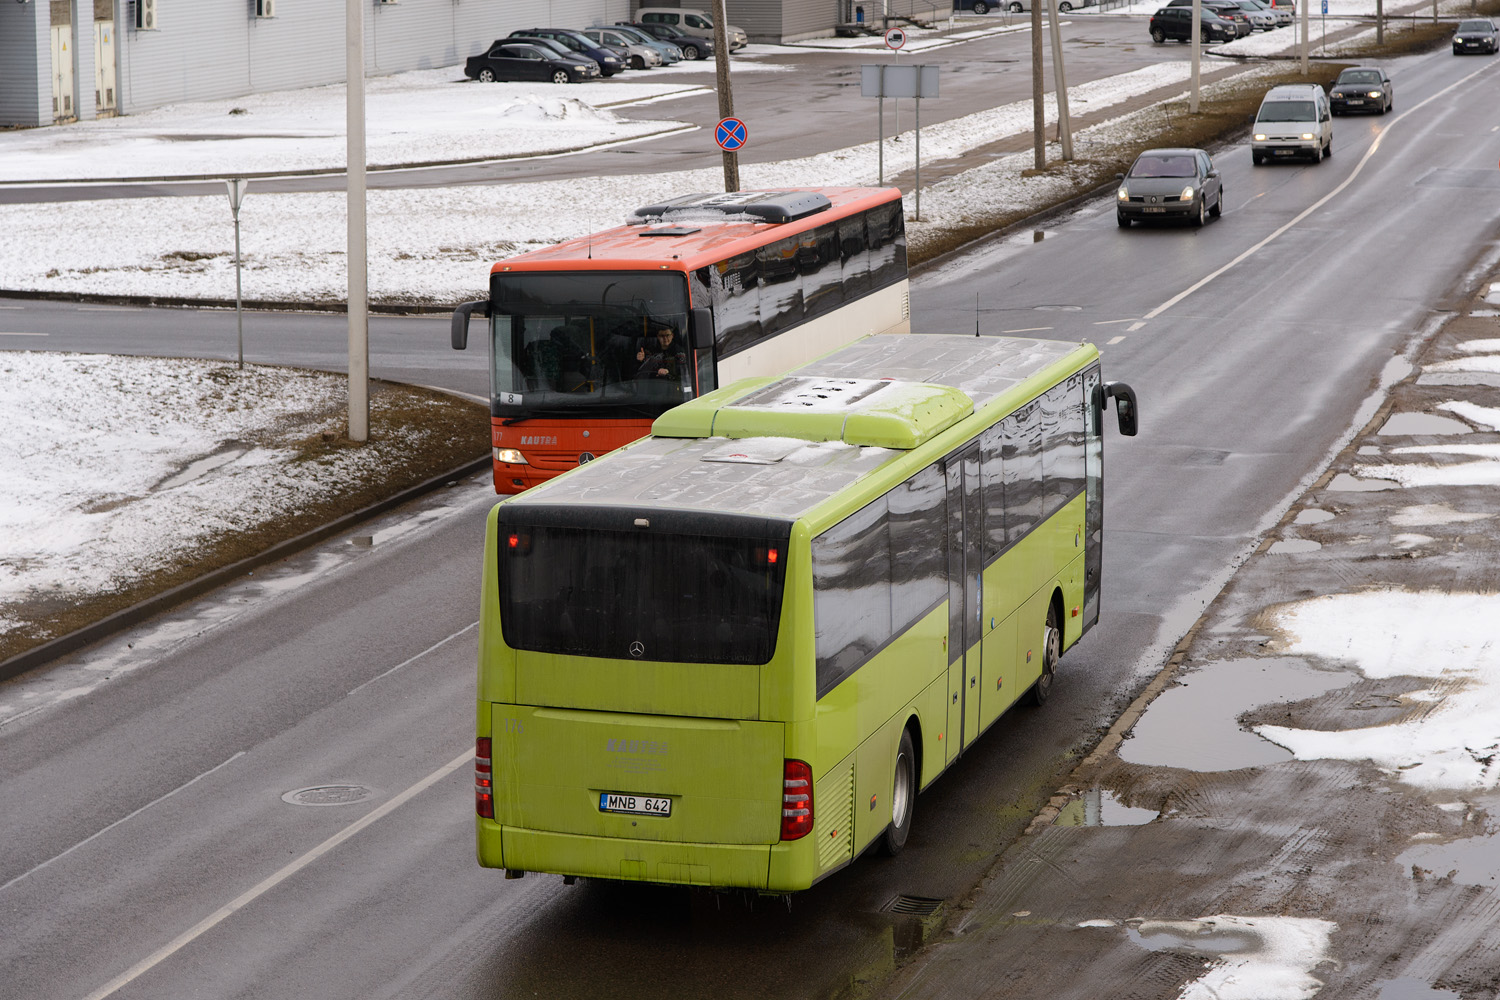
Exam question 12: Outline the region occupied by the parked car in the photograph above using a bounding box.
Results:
[1248,0,1293,26]
[623,20,715,60]
[577,27,663,69]
[996,0,1094,11]
[635,7,748,50]
[509,28,628,75]
[1226,0,1278,30]
[1453,18,1499,53]
[593,23,683,64]
[1167,0,1253,35]
[1329,66,1392,114]
[1150,7,1238,43]
[464,40,599,84]
[1116,147,1223,227]
[1251,83,1333,163]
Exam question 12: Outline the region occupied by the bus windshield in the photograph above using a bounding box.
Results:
[499,522,790,665]
[490,270,693,419]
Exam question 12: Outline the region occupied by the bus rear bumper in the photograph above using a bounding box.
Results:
[478,821,783,889]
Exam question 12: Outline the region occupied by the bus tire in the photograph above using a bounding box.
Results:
[1025,604,1061,706]
[879,729,917,856]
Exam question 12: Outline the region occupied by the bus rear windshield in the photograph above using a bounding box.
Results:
[491,270,693,417]
[499,524,789,665]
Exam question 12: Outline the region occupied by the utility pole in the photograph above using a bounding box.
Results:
[1047,0,1072,160]
[1031,1,1044,169]
[713,0,739,192]
[346,0,368,442]
[1190,0,1201,113]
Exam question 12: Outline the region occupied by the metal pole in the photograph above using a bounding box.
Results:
[1047,0,1072,159]
[346,0,368,442]
[1031,0,1044,169]
[1190,0,1201,113]
[1300,0,1309,74]
[1376,0,1383,45]
[233,207,243,369]
[879,75,885,185]
[914,94,921,220]
[714,0,738,192]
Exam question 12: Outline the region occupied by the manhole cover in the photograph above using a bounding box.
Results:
[882,894,944,916]
[281,784,373,807]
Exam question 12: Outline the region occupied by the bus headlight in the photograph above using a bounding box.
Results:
[494,448,529,465]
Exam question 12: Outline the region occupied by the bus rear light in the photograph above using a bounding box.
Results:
[506,532,532,556]
[476,737,494,819]
[781,759,813,841]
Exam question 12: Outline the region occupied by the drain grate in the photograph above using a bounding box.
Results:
[883,894,944,916]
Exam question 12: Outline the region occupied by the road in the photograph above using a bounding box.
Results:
[3,39,1499,1000]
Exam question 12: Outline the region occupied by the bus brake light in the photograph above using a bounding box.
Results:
[781,759,813,841]
[476,738,494,819]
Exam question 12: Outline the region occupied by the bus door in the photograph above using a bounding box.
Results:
[1082,367,1103,630]
[944,443,984,756]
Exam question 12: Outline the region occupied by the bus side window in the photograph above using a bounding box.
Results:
[1002,404,1043,545]
[979,423,1007,560]
[800,223,844,321]
[713,251,763,357]
[888,463,946,634]
[1040,378,1086,516]
[758,235,804,339]
[812,498,893,697]
[839,215,870,301]
[865,202,907,291]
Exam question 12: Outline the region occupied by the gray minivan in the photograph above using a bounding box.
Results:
[636,7,748,49]
[1250,83,1332,164]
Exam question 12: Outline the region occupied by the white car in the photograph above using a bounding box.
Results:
[997,0,1094,10]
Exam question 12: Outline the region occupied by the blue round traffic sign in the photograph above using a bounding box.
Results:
[715,117,748,152]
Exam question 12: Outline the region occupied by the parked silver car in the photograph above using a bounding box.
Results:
[578,27,663,69]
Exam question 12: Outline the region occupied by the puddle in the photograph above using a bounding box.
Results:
[154,446,249,491]
[1121,914,1338,1000]
[1121,658,1350,772]
[1398,832,1500,887]
[1327,473,1397,491]
[1128,921,1260,955]
[1268,538,1321,554]
[1052,787,1158,827]
[1378,413,1471,436]
[1374,979,1461,1000]
[1293,509,1335,525]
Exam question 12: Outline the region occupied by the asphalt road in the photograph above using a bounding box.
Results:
[3,39,1499,1000]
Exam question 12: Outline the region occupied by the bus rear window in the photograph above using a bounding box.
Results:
[499,525,789,665]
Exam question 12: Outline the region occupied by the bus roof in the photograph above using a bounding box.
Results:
[489,187,901,276]
[506,334,1096,522]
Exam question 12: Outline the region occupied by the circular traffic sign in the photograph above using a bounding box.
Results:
[885,27,907,50]
[715,117,748,152]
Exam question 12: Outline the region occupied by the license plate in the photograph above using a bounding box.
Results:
[1274,149,1296,156]
[1143,207,1166,213]
[599,792,672,816]
[1347,99,1364,105]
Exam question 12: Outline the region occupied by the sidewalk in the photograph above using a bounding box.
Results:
[876,264,1500,999]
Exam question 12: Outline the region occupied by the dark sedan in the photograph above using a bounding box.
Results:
[509,28,628,75]
[464,41,599,84]
[1116,147,1224,228]
[619,20,714,59]
[1150,7,1239,43]
[1330,66,1392,114]
[1453,18,1499,53]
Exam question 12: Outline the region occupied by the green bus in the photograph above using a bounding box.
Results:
[473,333,1138,892]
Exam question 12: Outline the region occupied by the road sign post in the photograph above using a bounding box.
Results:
[861,64,938,219]
[715,117,747,154]
[224,178,249,370]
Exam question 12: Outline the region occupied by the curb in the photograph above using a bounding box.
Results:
[0,453,492,684]
[0,287,453,315]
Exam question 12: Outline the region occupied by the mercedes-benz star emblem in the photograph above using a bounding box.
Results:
[629,641,645,658]
[579,452,596,464]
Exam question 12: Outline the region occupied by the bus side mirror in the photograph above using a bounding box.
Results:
[1103,381,1139,436]
[451,299,488,351]
[689,307,715,350]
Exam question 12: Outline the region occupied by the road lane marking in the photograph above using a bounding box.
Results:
[1127,321,1146,332]
[1144,59,1500,322]
[1001,326,1053,333]
[80,744,476,1000]
[1107,336,1126,345]
[1092,318,1137,325]
[0,332,48,336]
[0,752,246,897]
[346,620,477,698]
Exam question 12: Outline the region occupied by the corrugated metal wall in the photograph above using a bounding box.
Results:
[0,3,51,127]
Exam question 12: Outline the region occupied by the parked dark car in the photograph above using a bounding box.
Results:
[1150,7,1238,43]
[1166,0,1253,35]
[464,41,599,84]
[1329,66,1392,114]
[1116,147,1224,228]
[509,28,628,75]
[1453,18,1499,53]
[620,20,715,59]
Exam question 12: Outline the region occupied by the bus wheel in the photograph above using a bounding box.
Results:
[879,729,917,856]
[1025,606,1061,706]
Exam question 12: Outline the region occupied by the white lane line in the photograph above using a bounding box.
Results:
[346,620,477,698]
[75,306,137,312]
[1107,335,1127,345]
[1002,326,1054,333]
[0,332,48,336]
[1144,59,1500,322]
[1092,318,1137,325]
[1127,321,1147,332]
[0,304,23,309]
[80,744,475,1000]
[0,752,246,897]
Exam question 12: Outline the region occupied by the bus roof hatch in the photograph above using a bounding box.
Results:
[629,190,834,225]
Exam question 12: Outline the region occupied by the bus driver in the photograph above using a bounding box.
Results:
[635,322,686,381]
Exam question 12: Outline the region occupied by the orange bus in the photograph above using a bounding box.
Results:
[451,187,911,493]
